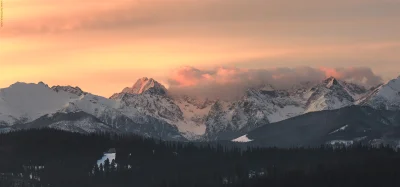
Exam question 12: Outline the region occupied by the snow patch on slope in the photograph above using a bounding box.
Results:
[232,134,253,143]
[328,140,354,146]
[329,125,349,134]
[173,98,210,136]
[306,96,352,113]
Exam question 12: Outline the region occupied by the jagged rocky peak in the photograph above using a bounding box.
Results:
[324,76,340,88]
[51,85,86,96]
[38,81,49,87]
[120,77,167,95]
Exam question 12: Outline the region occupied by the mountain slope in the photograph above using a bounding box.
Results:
[303,77,363,112]
[358,76,400,110]
[204,89,304,140]
[57,91,186,140]
[234,106,400,147]
[0,82,73,125]
[110,79,206,140]
[203,77,370,140]
[0,82,185,141]
[13,111,115,134]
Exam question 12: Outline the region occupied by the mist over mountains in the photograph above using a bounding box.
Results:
[167,66,383,100]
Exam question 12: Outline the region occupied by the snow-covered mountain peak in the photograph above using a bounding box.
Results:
[119,77,167,95]
[303,77,360,113]
[52,85,86,96]
[325,76,336,81]
[316,77,367,100]
[8,81,48,88]
[0,82,72,124]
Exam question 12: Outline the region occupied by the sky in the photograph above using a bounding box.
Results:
[0,0,399,97]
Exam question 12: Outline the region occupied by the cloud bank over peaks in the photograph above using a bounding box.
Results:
[167,66,383,100]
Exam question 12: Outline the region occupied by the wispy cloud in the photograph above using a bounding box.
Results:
[3,0,400,37]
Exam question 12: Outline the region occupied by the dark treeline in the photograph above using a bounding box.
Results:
[1,129,400,187]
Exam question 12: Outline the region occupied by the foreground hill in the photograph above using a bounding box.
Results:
[234,106,400,147]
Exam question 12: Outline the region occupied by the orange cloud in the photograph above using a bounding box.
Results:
[167,66,383,100]
[320,67,343,78]
[168,66,205,87]
[319,67,383,85]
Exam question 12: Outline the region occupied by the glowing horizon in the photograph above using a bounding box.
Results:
[1,0,399,97]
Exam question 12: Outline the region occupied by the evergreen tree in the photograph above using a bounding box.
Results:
[110,159,116,173]
[99,163,104,176]
[93,164,100,177]
[2,128,400,187]
[104,158,110,175]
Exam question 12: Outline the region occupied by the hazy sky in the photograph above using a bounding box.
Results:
[1,0,399,97]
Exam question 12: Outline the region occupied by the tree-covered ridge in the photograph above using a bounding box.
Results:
[1,129,400,187]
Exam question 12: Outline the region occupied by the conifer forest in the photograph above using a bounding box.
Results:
[1,129,400,187]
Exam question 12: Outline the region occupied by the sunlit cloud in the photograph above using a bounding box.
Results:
[0,0,399,97]
[167,66,383,100]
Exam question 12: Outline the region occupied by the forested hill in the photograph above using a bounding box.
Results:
[1,129,400,187]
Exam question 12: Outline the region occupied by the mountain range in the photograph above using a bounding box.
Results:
[1,75,400,143]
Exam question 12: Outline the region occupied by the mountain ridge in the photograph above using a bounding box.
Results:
[0,75,399,141]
